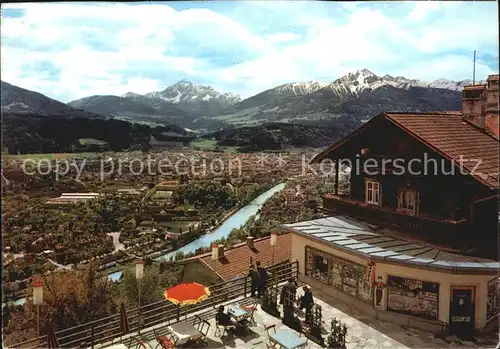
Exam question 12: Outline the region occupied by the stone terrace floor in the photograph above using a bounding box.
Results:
[98,283,498,349]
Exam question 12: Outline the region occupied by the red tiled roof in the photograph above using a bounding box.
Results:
[487,74,500,81]
[313,112,499,189]
[385,112,499,189]
[200,234,292,281]
[463,84,486,91]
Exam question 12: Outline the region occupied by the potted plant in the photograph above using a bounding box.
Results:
[303,303,325,346]
[326,318,348,349]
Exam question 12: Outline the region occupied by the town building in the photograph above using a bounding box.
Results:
[282,77,500,338]
[116,188,142,196]
[155,180,180,191]
[44,192,101,207]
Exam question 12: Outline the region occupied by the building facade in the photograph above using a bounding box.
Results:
[285,222,498,336]
[284,78,499,337]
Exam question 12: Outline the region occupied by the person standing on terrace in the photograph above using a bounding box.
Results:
[248,265,261,298]
[256,261,268,298]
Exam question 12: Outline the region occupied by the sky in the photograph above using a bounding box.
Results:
[1,1,498,103]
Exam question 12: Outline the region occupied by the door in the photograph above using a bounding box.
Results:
[449,287,475,339]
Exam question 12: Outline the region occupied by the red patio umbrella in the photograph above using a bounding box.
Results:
[163,282,210,306]
[46,325,60,349]
[119,302,129,335]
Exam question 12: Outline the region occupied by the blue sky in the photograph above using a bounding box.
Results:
[1,1,498,102]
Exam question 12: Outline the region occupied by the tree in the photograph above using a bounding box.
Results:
[119,264,179,308]
[3,262,118,346]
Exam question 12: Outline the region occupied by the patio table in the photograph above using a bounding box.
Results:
[107,345,128,349]
[227,304,249,321]
[269,329,307,349]
[227,304,251,332]
[167,322,202,344]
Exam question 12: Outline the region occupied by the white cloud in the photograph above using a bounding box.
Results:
[266,33,302,44]
[392,54,495,82]
[0,1,498,102]
[407,1,440,22]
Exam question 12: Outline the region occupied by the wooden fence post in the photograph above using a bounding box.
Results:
[244,277,247,297]
[295,259,299,280]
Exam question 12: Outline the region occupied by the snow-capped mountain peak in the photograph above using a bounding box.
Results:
[122,92,144,99]
[321,68,481,99]
[326,69,381,97]
[139,80,241,116]
[145,80,240,105]
[276,81,327,95]
[170,79,194,90]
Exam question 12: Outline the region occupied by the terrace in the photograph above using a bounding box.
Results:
[11,258,483,349]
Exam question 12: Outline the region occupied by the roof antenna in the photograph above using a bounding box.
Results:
[473,50,476,85]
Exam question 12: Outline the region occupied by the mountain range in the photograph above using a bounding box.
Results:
[64,69,476,129]
[0,69,483,153]
[1,81,104,119]
[3,69,479,129]
[215,69,475,126]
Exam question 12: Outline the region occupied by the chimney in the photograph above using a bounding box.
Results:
[217,244,225,259]
[211,244,218,260]
[246,236,255,249]
[462,84,487,130]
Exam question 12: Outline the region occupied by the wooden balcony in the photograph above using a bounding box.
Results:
[323,194,469,242]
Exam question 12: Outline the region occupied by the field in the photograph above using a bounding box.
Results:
[160,220,196,234]
[3,151,142,160]
[191,139,238,153]
[152,190,173,199]
[3,152,100,160]
[78,138,109,146]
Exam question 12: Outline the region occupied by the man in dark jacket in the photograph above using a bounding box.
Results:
[256,261,268,298]
[248,265,261,298]
[299,286,313,310]
[216,305,235,327]
[280,278,298,328]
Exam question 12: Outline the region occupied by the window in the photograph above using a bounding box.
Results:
[398,188,418,214]
[365,180,380,205]
[314,255,329,275]
[305,246,372,303]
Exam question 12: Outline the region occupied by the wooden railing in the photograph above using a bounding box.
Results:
[10,260,299,349]
[323,194,469,241]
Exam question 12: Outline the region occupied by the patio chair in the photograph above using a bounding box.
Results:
[194,314,211,343]
[126,336,148,349]
[298,327,309,344]
[153,328,178,349]
[214,317,234,338]
[214,319,228,338]
[241,300,258,325]
[264,324,277,348]
[265,324,276,336]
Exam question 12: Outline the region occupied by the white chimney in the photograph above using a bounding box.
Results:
[246,236,255,249]
[218,244,225,259]
[270,232,277,246]
[211,244,218,260]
